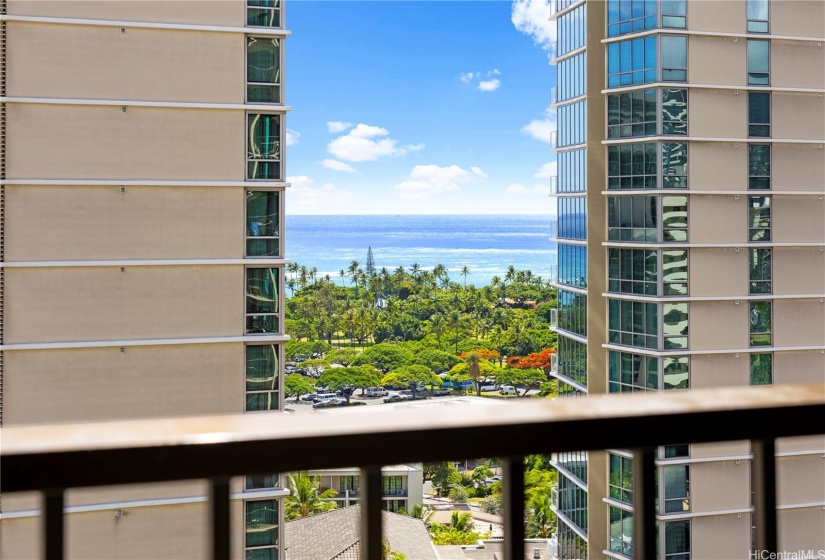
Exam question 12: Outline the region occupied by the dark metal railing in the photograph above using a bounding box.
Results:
[2,383,824,560]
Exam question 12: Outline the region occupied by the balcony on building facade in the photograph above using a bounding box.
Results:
[2,384,823,560]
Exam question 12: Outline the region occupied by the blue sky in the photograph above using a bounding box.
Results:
[285,0,557,215]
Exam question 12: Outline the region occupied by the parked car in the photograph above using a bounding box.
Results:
[313,397,348,409]
[383,394,410,403]
[431,388,450,396]
[364,387,389,397]
[499,385,517,395]
[483,476,503,486]
[479,382,499,392]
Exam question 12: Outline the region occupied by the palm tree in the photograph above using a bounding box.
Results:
[339,269,347,287]
[284,472,339,520]
[409,262,421,278]
[460,266,471,288]
[465,351,482,396]
[450,510,474,532]
[525,491,555,538]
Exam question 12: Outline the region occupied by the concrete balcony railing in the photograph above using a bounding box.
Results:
[384,488,408,498]
[3,384,824,560]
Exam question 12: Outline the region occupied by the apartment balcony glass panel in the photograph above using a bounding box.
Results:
[558,474,589,534]
[607,0,686,37]
[558,101,587,147]
[608,299,658,349]
[559,149,587,193]
[607,36,657,87]
[558,243,588,288]
[557,336,588,387]
[557,450,588,483]
[558,52,587,102]
[558,519,589,560]
[558,379,588,398]
[557,197,587,239]
[559,289,588,337]
[663,465,690,513]
[607,90,657,139]
[557,4,586,57]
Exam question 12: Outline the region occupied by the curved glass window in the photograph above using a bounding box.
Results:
[662,142,688,188]
[247,0,281,28]
[246,345,279,412]
[663,302,688,349]
[609,299,658,349]
[607,36,657,87]
[248,114,282,180]
[608,196,657,242]
[662,250,688,295]
[247,267,280,333]
[607,90,657,139]
[246,191,280,256]
[662,196,688,242]
[608,248,658,295]
[247,37,281,103]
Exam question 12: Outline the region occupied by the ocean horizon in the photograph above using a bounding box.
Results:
[285,214,558,288]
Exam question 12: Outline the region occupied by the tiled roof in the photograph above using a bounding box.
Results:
[284,505,438,560]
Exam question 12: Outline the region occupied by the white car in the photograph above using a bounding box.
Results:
[364,387,389,397]
[499,385,517,395]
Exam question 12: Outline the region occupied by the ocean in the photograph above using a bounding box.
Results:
[285,214,558,287]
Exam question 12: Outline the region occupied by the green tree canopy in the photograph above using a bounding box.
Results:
[300,359,330,376]
[285,340,332,361]
[381,365,441,398]
[284,374,315,402]
[352,343,414,373]
[494,367,546,397]
[318,366,382,402]
[412,349,462,373]
[325,348,362,366]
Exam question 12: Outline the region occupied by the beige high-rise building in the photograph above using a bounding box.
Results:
[549,0,825,558]
[1,1,289,558]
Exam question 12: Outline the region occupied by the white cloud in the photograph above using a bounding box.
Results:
[327,123,421,163]
[511,0,556,59]
[286,128,300,146]
[321,159,357,173]
[522,107,557,144]
[460,69,503,92]
[327,121,352,133]
[534,161,557,179]
[286,175,354,210]
[406,143,426,152]
[394,164,486,200]
[478,79,501,92]
[506,183,552,196]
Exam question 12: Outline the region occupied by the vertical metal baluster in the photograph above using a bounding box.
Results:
[43,489,64,560]
[361,466,383,560]
[502,455,525,560]
[210,477,230,560]
[752,438,778,555]
[632,448,657,560]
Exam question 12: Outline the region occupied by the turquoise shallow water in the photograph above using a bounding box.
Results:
[286,214,559,287]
